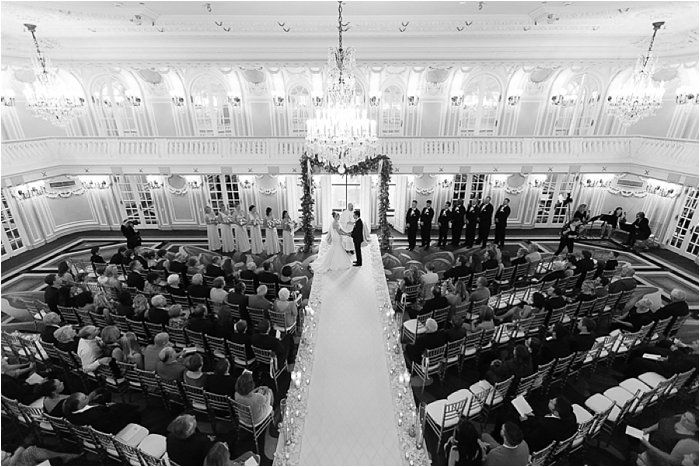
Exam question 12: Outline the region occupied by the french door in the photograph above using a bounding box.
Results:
[667,187,699,260]
[114,175,159,228]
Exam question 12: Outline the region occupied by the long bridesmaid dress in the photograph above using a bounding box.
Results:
[219,210,236,253]
[264,215,281,255]
[232,208,251,252]
[205,211,222,251]
[249,212,264,254]
[282,219,296,255]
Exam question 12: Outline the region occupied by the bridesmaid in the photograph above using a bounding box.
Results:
[281,210,296,255]
[204,206,221,251]
[218,204,236,254]
[232,201,251,253]
[248,205,264,254]
[264,207,281,255]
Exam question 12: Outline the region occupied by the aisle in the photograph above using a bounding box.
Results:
[297,237,404,465]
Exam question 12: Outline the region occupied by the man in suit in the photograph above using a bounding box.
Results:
[405,318,447,364]
[608,266,637,293]
[249,285,273,310]
[109,246,128,265]
[420,287,449,315]
[240,262,259,289]
[226,282,249,323]
[251,319,287,368]
[477,196,494,247]
[204,358,237,397]
[463,198,480,247]
[451,199,466,246]
[654,289,690,330]
[569,317,596,352]
[205,256,225,278]
[43,274,60,313]
[521,396,578,453]
[493,198,511,249]
[186,274,210,298]
[419,200,435,250]
[64,392,142,435]
[228,319,254,359]
[351,210,365,266]
[437,201,452,248]
[622,211,652,248]
[257,262,279,286]
[405,201,420,251]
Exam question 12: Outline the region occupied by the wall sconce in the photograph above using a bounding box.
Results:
[184,175,201,189]
[506,95,521,106]
[407,95,419,106]
[272,95,285,107]
[80,176,111,189]
[551,94,577,106]
[584,178,606,188]
[241,178,255,190]
[369,96,381,107]
[12,182,46,199]
[171,96,185,106]
[450,95,463,107]
[146,175,163,190]
[676,92,699,105]
[126,94,142,107]
[439,178,452,189]
[227,95,241,107]
[1,91,16,107]
[311,96,323,107]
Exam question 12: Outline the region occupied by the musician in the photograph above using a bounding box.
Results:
[437,201,452,248]
[554,218,583,256]
[573,204,590,223]
[477,196,494,248]
[620,211,651,248]
[592,207,624,240]
[493,198,511,249]
[419,200,435,249]
[450,199,466,246]
[463,199,480,248]
[120,218,142,250]
[405,200,420,251]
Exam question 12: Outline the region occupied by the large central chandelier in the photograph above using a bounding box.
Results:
[306,2,377,170]
[607,21,665,127]
[23,24,86,127]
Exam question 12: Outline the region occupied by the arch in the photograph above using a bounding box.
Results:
[89,71,145,136]
[546,69,603,136]
[379,83,404,136]
[457,72,503,136]
[287,83,311,136]
[188,72,234,136]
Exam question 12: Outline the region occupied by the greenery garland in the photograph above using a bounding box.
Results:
[300,152,393,252]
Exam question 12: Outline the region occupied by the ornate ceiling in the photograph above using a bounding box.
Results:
[1,1,698,66]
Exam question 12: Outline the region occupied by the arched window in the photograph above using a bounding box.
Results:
[551,74,600,136]
[91,75,142,136]
[190,75,232,136]
[459,75,501,135]
[380,85,403,136]
[288,85,310,136]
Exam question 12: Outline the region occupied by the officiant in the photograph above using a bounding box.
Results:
[340,202,356,254]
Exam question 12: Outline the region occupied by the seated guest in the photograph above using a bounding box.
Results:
[638,436,698,466]
[482,250,499,271]
[506,344,534,381]
[445,279,468,307]
[109,246,128,265]
[258,262,279,286]
[126,260,145,291]
[143,271,163,295]
[420,286,449,317]
[168,252,189,277]
[205,256,225,278]
[641,411,698,456]
[495,301,533,324]
[168,304,187,329]
[240,262,259,289]
[420,265,440,299]
[53,325,79,353]
[63,391,141,434]
[446,315,468,342]
[203,442,258,467]
[249,285,273,310]
[250,319,286,368]
[626,340,699,380]
[39,312,62,344]
[444,417,484,466]
[187,273,211,298]
[1,360,39,404]
[156,346,187,382]
[166,414,214,466]
[204,359,237,397]
[234,370,274,425]
[471,305,496,332]
[569,317,596,352]
[595,276,610,298]
[654,289,690,329]
[577,280,598,302]
[525,242,542,263]
[147,295,170,325]
[133,247,149,269]
[608,266,637,293]
[166,274,188,297]
[183,353,208,388]
[470,253,483,273]
[511,248,528,266]
[209,277,229,305]
[34,378,69,417]
[186,257,203,276]
[574,250,595,276]
[114,290,135,318]
[117,332,143,369]
[444,256,472,280]
[144,332,171,371]
[395,269,419,304]
[481,421,530,466]
[90,246,106,264]
[77,325,110,373]
[279,266,293,287]
[152,249,168,270]
[530,292,547,314]
[229,320,254,359]
[274,288,298,330]
[612,297,655,332]
[521,396,578,452]
[186,304,216,335]
[99,264,123,291]
[544,287,566,313]
[469,276,491,303]
[405,318,447,364]
[541,261,567,283]
[541,323,573,364]
[1,440,81,466]
[43,274,60,313]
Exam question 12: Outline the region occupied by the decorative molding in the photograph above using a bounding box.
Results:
[415,186,435,195]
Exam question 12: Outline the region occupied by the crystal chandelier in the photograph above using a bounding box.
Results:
[23,24,86,127]
[607,21,665,127]
[306,2,377,170]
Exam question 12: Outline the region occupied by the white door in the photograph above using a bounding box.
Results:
[114,175,159,229]
[667,187,699,261]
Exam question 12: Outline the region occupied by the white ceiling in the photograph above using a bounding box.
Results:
[1,1,698,65]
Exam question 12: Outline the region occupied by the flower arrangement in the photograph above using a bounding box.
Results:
[237,215,248,226]
[267,218,281,229]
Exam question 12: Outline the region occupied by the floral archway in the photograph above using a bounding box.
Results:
[300,152,393,252]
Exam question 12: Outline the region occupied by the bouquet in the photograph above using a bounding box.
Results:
[237,215,248,226]
[286,220,297,232]
[266,219,277,229]
[252,217,261,227]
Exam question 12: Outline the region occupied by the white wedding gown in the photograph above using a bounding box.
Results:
[311,220,352,273]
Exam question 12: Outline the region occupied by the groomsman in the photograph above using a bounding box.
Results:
[437,201,452,248]
[419,200,435,249]
[477,196,494,247]
[451,199,466,246]
[405,200,420,251]
[494,198,511,249]
[463,198,480,247]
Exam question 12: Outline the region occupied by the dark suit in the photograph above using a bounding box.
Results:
[204,374,237,397]
[205,264,225,278]
[523,415,578,452]
[406,330,448,364]
[229,330,254,359]
[351,217,364,265]
[67,403,141,434]
[258,271,279,287]
[420,296,450,319]
[405,208,420,250]
[127,272,145,291]
[464,203,479,247]
[437,208,452,247]
[186,317,216,336]
[569,333,596,352]
[226,291,249,323]
[608,277,637,294]
[624,217,651,246]
[250,332,287,366]
[420,207,434,248]
[187,284,210,298]
[493,204,510,248]
[44,286,60,313]
[147,307,170,325]
[451,204,466,246]
[240,270,259,289]
[477,202,494,247]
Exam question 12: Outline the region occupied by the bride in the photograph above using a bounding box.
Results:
[310,212,352,273]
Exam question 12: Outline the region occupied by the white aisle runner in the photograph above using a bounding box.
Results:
[297,237,404,465]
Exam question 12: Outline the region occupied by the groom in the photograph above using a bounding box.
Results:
[351,210,364,267]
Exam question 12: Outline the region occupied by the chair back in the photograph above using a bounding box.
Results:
[498,266,516,285]
[43,414,75,442]
[232,398,257,428]
[572,413,597,449]
[533,361,554,390]
[550,432,576,460]
[651,317,673,341]
[206,334,228,359]
[602,291,622,311]
[184,329,207,352]
[416,311,433,328]
[39,340,60,361]
[489,375,514,405]
[590,297,607,315]
[432,306,450,328]
[578,299,596,317]
[56,349,80,370]
[221,302,242,321]
[58,306,81,325]
[453,303,469,321]
[463,330,482,354]
[618,289,635,309]
[182,383,208,411]
[90,427,121,459]
[1,395,26,423]
[112,314,130,334]
[444,338,464,364]
[588,404,613,439]
[529,311,548,336]
[513,263,530,281]
[251,345,278,373]
[165,326,188,349]
[421,344,447,373]
[539,279,558,292]
[75,308,94,327]
[552,353,575,378]
[112,435,143,465]
[126,318,150,343]
[241,279,256,295]
[116,362,140,390]
[484,267,499,283]
[204,391,235,417]
[144,322,165,340]
[269,309,295,334]
[529,441,555,466]
[480,327,496,347]
[402,284,422,306]
[190,296,211,313]
[259,282,278,300]
[549,306,565,326]
[513,372,538,398]
[71,423,100,453]
[160,379,185,406]
[134,369,162,397]
[441,398,467,428]
[89,311,109,328]
[170,294,191,309]
[228,340,253,368]
[672,368,697,393]
[17,402,50,432]
[247,307,266,328]
[668,316,688,338]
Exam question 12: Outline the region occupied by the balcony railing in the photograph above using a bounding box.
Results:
[2,135,697,178]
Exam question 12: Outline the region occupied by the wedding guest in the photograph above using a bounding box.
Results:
[521,396,578,452]
[279,266,293,287]
[469,277,491,303]
[183,353,208,388]
[33,378,69,417]
[654,289,690,330]
[126,260,145,291]
[482,250,499,271]
[258,262,279,286]
[143,271,163,295]
[512,248,528,266]
[249,285,273,310]
[147,295,170,325]
[186,304,216,335]
[203,441,258,466]
[204,206,222,251]
[229,320,253,360]
[444,417,484,465]
[43,274,60,313]
[90,246,106,265]
[250,319,286,367]
[240,262,259,289]
[641,411,698,455]
[541,323,573,363]
[166,274,188,297]
[209,277,229,305]
[109,246,128,265]
[481,422,530,466]
[77,325,110,373]
[227,282,249,323]
[144,332,171,371]
[274,288,298,330]
[248,205,264,255]
[570,317,596,352]
[204,359,237,397]
[39,312,62,344]
[405,318,447,364]
[234,370,274,425]
[166,414,214,466]
[205,256,225,278]
[63,391,141,434]
[156,347,186,382]
[187,273,211,298]
[119,332,144,369]
[53,325,79,353]
[444,256,472,280]
[612,297,655,332]
[608,266,637,293]
[168,305,187,329]
[421,264,439,299]
[420,286,449,319]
